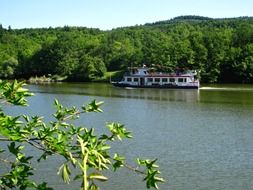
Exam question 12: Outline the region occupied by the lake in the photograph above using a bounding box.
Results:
[3,83,253,190]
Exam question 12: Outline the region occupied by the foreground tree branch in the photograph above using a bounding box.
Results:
[0,80,164,190]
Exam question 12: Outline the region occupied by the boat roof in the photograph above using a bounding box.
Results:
[125,73,194,77]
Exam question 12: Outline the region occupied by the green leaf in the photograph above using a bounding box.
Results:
[112,153,125,171]
[0,80,33,106]
[107,122,132,141]
[36,182,54,190]
[82,100,103,113]
[88,173,108,181]
[137,158,165,189]
[58,163,71,184]
[8,142,21,156]
[89,183,101,190]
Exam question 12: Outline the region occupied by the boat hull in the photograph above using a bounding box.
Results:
[112,82,199,89]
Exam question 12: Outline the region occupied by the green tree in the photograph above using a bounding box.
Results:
[0,57,18,79]
[223,44,253,82]
[100,31,137,71]
[0,80,164,190]
[69,55,106,81]
[188,30,208,72]
[201,28,232,83]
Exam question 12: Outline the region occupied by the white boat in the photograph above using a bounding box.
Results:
[112,67,199,89]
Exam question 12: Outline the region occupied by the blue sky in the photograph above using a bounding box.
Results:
[1,0,253,30]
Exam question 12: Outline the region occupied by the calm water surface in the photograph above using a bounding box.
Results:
[3,83,253,190]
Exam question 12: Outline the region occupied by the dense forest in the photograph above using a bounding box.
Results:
[1,15,253,83]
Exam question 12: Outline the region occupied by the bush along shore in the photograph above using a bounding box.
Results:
[27,75,67,84]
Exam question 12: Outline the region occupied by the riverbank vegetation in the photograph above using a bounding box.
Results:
[1,15,253,83]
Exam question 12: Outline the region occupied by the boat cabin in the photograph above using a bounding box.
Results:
[112,67,199,89]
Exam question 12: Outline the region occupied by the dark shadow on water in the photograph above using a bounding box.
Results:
[28,83,200,103]
[27,83,253,105]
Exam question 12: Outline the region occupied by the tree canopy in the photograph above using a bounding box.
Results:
[1,16,253,83]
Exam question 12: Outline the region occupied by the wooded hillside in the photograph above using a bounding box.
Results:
[1,16,253,83]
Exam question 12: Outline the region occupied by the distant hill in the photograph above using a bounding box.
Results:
[144,15,253,27]
[145,15,213,25]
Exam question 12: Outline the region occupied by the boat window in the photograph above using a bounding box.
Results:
[134,78,139,82]
[155,78,160,82]
[178,78,186,82]
[147,78,153,82]
[127,78,132,82]
[169,78,175,82]
[162,78,168,82]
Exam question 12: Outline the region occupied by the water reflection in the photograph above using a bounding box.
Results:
[29,83,200,103]
[119,88,199,102]
[199,86,253,105]
[28,83,253,106]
